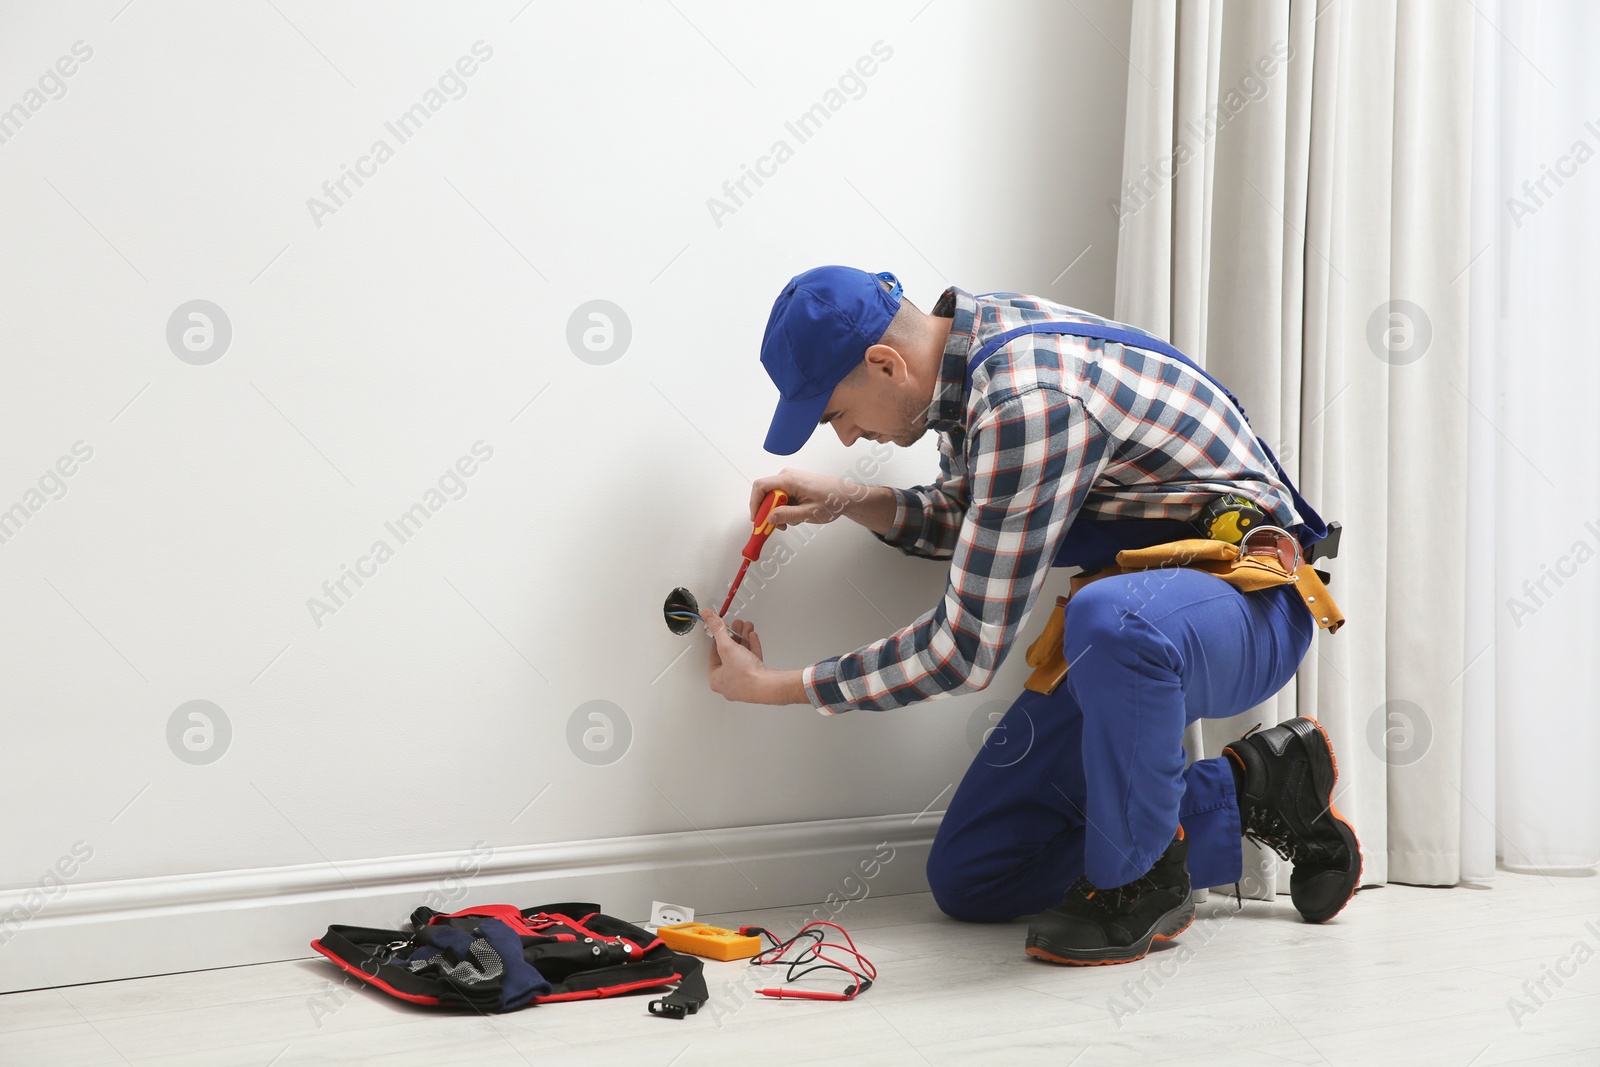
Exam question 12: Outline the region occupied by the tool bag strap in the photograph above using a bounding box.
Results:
[530,905,706,1018]
[963,320,1328,548]
[648,952,708,1019]
[510,903,708,1018]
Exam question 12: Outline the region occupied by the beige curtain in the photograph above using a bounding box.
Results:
[1114,0,1475,890]
[1465,0,1600,875]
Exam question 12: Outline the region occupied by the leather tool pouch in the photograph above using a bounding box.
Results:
[1020,537,1345,697]
[1022,595,1071,695]
[1115,538,1345,632]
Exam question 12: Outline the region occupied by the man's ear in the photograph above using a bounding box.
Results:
[863,342,908,382]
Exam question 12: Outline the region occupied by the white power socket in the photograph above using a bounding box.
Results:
[649,900,695,929]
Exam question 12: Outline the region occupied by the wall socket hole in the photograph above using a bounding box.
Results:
[663,587,700,635]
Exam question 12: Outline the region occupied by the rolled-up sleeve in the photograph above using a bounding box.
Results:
[803,388,1110,714]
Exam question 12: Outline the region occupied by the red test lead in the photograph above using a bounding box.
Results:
[743,920,876,1002]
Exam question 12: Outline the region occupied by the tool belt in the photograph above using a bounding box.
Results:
[1022,530,1345,696]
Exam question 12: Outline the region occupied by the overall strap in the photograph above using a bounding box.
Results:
[964,321,1326,543]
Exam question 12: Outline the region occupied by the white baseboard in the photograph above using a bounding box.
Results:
[0,812,940,994]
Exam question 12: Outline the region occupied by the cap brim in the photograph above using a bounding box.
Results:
[763,391,831,456]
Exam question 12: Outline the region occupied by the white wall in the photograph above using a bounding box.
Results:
[0,0,1130,988]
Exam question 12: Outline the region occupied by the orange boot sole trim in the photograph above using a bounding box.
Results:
[1023,912,1194,966]
[1307,716,1363,921]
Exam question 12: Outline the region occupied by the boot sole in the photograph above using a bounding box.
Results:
[1292,717,1363,923]
[1024,898,1195,966]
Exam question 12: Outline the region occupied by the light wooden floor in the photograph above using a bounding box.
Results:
[4,869,1599,1066]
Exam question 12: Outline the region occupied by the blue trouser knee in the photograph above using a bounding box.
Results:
[926,568,1314,922]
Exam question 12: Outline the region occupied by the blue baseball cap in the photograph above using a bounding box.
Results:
[759,266,903,455]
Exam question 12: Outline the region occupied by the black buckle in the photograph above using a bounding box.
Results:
[648,998,697,1019]
[1305,521,1342,563]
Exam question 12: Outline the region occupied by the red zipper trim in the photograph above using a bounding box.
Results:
[533,973,679,1003]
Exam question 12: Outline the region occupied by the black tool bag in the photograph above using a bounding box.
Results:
[312,901,708,1018]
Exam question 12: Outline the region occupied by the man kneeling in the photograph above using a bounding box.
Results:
[703,266,1361,963]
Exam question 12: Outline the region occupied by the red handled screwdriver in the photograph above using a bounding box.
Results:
[718,489,788,616]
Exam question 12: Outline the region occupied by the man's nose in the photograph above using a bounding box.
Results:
[835,422,861,447]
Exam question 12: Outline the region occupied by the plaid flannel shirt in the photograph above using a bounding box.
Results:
[801,287,1304,715]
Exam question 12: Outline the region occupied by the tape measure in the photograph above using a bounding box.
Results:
[1194,494,1270,544]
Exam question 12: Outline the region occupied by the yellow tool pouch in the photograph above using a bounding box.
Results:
[1022,595,1072,696]
[1021,537,1345,696]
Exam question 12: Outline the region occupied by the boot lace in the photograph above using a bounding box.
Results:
[1064,871,1155,916]
[1240,801,1305,865]
[1234,722,1309,865]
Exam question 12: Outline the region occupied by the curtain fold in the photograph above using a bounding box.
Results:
[1384,0,1474,887]
[1114,0,1476,889]
[1459,0,1502,883]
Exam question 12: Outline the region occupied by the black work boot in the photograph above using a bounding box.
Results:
[1025,829,1193,965]
[1223,716,1362,924]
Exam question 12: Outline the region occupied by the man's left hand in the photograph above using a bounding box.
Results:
[703,609,766,699]
[702,609,811,707]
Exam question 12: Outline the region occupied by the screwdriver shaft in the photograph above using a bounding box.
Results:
[718,558,752,616]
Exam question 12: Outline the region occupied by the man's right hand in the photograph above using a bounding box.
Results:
[750,469,898,536]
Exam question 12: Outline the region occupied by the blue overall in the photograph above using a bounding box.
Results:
[925,321,1326,922]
